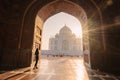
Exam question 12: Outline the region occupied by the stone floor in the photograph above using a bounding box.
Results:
[0,56,119,80]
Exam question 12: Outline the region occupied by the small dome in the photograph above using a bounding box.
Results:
[60,25,72,34]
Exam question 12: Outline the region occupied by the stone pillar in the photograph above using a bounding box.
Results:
[0,23,21,70]
[87,15,106,70]
[104,24,120,74]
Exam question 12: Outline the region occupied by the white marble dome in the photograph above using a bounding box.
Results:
[49,25,83,56]
[60,25,72,34]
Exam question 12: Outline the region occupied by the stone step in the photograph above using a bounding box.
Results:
[0,67,30,80]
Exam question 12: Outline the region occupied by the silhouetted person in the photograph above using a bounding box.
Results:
[33,48,39,69]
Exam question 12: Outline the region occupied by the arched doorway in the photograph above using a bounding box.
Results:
[41,12,83,57]
[19,0,104,71]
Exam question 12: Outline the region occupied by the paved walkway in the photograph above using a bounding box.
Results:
[0,56,119,80]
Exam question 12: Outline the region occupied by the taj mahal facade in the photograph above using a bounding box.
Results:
[42,25,83,56]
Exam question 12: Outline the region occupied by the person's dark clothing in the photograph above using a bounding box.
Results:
[34,48,39,69]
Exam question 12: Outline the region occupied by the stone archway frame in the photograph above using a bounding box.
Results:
[19,0,103,68]
[37,0,90,65]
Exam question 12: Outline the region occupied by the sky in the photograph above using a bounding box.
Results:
[41,12,82,50]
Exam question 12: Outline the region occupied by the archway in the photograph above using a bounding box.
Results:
[40,12,83,56]
[20,0,104,70]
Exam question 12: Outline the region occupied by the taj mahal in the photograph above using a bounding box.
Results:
[42,25,83,56]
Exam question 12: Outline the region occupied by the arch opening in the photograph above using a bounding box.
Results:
[31,0,91,68]
[40,12,83,57]
[20,0,103,71]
